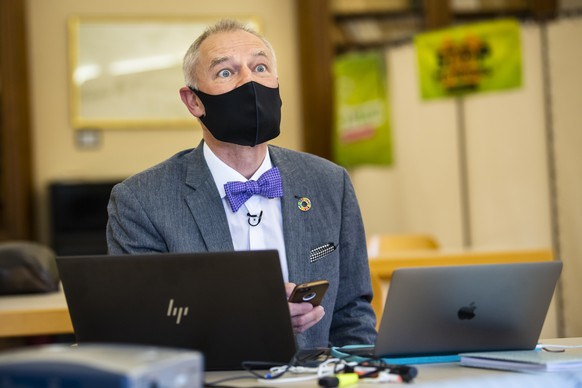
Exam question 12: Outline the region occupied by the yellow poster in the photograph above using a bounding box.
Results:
[415,19,522,100]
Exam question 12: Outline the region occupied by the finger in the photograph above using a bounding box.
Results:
[291,306,325,334]
[289,301,314,317]
[285,282,296,299]
[292,308,324,333]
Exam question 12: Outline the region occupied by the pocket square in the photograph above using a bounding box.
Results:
[310,243,336,263]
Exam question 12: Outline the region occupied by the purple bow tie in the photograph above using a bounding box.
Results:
[224,167,284,212]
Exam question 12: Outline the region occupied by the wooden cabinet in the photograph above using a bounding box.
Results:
[296,0,556,160]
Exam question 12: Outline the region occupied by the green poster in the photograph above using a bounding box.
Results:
[333,51,393,167]
[415,19,522,100]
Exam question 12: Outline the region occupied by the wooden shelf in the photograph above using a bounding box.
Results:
[333,14,421,50]
[451,0,529,13]
[332,8,419,20]
[331,0,414,15]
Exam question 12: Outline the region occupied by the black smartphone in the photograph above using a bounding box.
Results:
[288,280,329,306]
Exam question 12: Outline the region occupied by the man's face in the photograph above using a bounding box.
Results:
[194,30,278,96]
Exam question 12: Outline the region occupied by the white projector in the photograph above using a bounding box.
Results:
[0,343,203,387]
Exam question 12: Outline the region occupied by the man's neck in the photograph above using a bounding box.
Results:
[204,136,268,179]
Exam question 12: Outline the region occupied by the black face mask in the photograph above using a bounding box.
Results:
[189,81,282,147]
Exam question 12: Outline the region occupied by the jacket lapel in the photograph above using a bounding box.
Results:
[183,143,234,252]
[270,146,312,282]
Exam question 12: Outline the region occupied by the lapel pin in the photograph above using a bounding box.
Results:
[296,196,311,212]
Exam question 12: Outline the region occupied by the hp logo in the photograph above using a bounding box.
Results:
[167,299,189,324]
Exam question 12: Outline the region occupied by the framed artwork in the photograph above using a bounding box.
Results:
[68,16,260,129]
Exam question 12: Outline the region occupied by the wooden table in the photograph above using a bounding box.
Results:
[369,248,553,281]
[0,288,72,337]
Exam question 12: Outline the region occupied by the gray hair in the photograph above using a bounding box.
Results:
[183,19,277,89]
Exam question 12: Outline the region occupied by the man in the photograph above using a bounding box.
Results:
[106,19,376,349]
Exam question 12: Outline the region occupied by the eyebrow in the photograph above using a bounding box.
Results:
[209,56,230,71]
[253,50,269,61]
[208,50,271,71]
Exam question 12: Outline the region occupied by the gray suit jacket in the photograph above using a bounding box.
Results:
[107,141,377,349]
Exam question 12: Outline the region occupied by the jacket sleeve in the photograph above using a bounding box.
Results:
[106,182,168,254]
[328,168,378,346]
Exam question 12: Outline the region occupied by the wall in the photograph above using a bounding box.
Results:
[352,19,582,337]
[354,24,552,250]
[25,0,301,243]
[549,17,582,337]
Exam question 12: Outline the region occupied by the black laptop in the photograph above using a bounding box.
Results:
[56,250,297,370]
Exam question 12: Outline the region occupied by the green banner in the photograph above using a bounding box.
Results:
[333,51,393,167]
[415,19,522,100]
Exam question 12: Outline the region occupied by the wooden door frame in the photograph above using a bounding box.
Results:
[0,0,33,240]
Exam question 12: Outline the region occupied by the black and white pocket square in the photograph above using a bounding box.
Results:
[310,243,336,263]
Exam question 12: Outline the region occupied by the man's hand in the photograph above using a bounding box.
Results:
[285,282,325,334]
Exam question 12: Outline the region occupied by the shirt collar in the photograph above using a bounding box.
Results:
[203,142,274,198]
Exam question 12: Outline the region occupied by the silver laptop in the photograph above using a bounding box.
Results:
[372,261,562,358]
[56,250,297,370]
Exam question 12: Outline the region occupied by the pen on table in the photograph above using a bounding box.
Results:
[318,373,359,387]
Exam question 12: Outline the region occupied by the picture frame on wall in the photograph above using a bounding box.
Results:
[68,15,260,129]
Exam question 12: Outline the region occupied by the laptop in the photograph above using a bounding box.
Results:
[56,250,297,370]
[340,261,562,360]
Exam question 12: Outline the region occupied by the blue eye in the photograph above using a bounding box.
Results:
[218,69,231,78]
[256,64,267,73]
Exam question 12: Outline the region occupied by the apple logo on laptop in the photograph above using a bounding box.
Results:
[457,302,477,320]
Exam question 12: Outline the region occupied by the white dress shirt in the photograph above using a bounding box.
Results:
[203,143,289,282]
